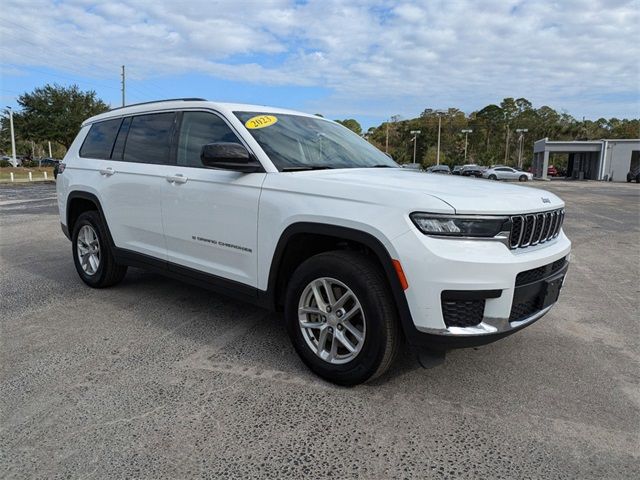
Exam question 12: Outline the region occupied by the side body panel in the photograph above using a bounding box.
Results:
[162,168,265,285]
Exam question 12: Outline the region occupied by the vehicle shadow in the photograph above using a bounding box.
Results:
[113,268,428,386]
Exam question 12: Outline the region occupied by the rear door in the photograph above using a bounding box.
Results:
[494,167,514,180]
[505,167,520,180]
[161,110,265,287]
[95,112,177,259]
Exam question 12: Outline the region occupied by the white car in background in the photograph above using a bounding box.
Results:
[483,166,533,182]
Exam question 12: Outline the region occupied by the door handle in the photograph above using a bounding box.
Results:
[166,174,188,184]
[99,167,115,176]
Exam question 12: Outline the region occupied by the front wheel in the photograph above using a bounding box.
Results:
[488,174,497,180]
[284,251,400,386]
[519,175,528,182]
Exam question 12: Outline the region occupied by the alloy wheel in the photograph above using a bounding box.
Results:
[76,224,101,275]
[297,277,366,364]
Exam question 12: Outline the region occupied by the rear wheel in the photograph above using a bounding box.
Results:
[72,211,127,288]
[285,251,400,386]
[519,174,528,182]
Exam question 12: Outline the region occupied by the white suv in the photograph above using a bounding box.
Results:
[56,99,571,385]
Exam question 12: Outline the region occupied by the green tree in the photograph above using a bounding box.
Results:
[10,84,109,149]
[335,119,363,135]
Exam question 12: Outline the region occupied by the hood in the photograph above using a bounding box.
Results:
[283,168,564,214]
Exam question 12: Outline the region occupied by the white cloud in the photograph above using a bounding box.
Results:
[0,0,638,119]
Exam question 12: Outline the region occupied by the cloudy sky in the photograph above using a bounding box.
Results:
[1,0,638,128]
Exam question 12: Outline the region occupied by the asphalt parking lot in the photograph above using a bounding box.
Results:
[1,180,639,479]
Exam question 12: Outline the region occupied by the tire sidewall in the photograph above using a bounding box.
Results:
[285,254,392,385]
[72,212,108,287]
[519,175,527,182]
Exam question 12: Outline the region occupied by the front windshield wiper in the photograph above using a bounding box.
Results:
[281,165,334,171]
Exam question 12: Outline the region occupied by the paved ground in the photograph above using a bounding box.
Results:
[1,181,639,479]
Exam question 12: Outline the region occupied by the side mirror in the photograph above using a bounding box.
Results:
[200,142,262,173]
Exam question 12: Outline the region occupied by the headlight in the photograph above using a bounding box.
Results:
[410,213,509,237]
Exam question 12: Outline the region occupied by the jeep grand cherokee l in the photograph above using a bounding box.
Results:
[56,99,571,385]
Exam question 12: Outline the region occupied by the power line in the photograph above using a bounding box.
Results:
[0,18,171,100]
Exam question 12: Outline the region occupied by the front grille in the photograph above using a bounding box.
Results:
[515,257,567,287]
[441,299,485,328]
[509,208,564,249]
[509,299,540,322]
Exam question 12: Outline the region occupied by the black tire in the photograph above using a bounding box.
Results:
[519,174,528,182]
[488,174,497,180]
[284,251,400,386]
[627,173,632,182]
[635,173,640,183]
[72,211,127,288]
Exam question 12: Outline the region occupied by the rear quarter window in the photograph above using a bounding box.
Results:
[79,118,123,159]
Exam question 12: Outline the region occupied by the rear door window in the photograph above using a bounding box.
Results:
[79,118,122,159]
[123,112,176,165]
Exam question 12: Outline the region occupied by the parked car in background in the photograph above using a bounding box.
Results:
[460,165,484,177]
[5,156,24,166]
[426,165,451,174]
[40,157,60,166]
[40,157,61,168]
[627,166,640,183]
[547,165,559,177]
[452,165,463,175]
[402,163,423,171]
[483,166,534,182]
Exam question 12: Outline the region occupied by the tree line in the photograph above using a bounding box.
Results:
[0,84,108,160]
[1,85,637,169]
[341,98,638,168]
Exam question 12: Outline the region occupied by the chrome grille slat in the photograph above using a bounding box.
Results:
[516,216,525,246]
[508,208,564,249]
[547,211,557,241]
[540,212,551,242]
[555,211,565,237]
[520,214,534,247]
[532,213,545,245]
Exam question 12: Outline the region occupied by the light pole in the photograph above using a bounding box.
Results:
[516,128,528,169]
[410,130,421,164]
[435,112,445,165]
[461,129,473,163]
[5,106,17,167]
[385,115,400,153]
[504,123,511,165]
[385,121,389,153]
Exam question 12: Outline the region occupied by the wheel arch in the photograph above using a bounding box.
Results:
[66,191,116,248]
[263,222,416,340]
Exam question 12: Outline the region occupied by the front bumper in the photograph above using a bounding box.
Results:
[392,227,571,348]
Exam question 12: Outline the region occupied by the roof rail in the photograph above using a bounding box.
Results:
[109,98,207,112]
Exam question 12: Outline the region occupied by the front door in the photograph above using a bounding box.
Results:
[162,110,265,287]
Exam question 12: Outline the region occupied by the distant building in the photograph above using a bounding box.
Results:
[532,138,640,181]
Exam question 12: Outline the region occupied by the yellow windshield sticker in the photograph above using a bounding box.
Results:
[245,115,278,129]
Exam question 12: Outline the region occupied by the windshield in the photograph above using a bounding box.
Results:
[234,112,398,171]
